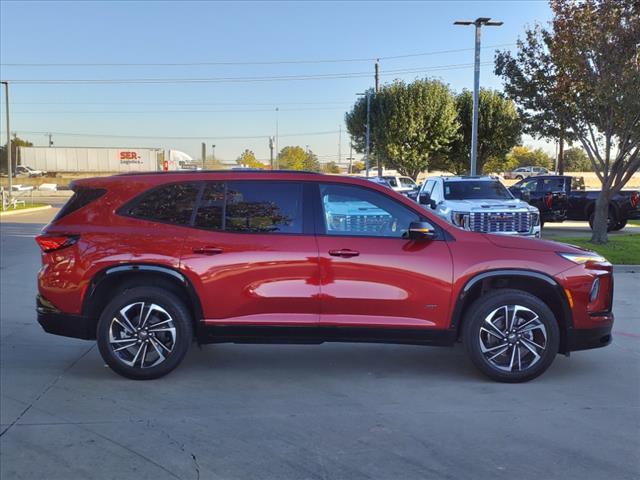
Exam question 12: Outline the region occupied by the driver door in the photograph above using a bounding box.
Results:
[314,182,453,330]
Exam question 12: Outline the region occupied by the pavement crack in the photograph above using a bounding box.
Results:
[0,343,95,437]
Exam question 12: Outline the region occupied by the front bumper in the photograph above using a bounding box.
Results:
[567,321,613,352]
[37,295,95,340]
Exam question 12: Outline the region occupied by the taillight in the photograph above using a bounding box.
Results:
[544,193,554,209]
[35,234,79,253]
[631,191,639,208]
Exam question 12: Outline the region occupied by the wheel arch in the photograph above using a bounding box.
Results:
[82,264,203,339]
[451,269,573,353]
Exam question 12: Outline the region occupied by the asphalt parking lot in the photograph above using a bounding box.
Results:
[1,209,639,480]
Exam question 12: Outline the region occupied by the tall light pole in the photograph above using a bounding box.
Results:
[211,144,216,161]
[1,81,11,205]
[275,107,279,169]
[454,17,502,176]
[356,91,371,177]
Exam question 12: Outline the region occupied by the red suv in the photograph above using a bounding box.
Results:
[36,171,614,382]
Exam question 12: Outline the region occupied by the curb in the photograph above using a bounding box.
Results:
[0,205,52,217]
[613,265,638,273]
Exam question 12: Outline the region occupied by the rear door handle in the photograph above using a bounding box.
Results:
[328,249,360,258]
[192,247,223,255]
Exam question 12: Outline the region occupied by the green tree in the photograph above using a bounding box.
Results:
[0,136,33,174]
[495,0,640,243]
[277,146,320,172]
[236,149,265,169]
[563,147,592,172]
[345,79,459,179]
[321,161,341,174]
[430,89,522,175]
[506,146,554,170]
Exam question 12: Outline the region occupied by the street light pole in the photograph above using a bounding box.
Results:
[454,17,502,176]
[357,91,372,178]
[2,81,11,205]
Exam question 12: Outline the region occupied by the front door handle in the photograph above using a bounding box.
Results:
[193,247,223,255]
[328,249,360,258]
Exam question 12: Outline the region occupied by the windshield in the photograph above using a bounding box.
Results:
[444,181,513,200]
[399,177,417,188]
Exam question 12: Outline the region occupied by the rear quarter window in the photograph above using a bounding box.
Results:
[122,182,200,226]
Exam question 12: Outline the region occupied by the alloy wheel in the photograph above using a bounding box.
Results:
[478,305,548,372]
[108,302,177,368]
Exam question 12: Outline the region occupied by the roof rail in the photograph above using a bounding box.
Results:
[117,169,324,176]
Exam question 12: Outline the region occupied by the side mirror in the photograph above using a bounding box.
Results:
[418,192,436,208]
[408,221,436,241]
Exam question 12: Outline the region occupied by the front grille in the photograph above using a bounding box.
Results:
[469,212,536,233]
[329,214,390,233]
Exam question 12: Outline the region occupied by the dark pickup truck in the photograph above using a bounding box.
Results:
[509,175,640,231]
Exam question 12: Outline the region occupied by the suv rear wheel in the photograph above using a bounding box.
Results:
[97,287,193,380]
[462,289,559,382]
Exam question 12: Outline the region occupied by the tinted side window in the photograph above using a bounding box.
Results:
[225,181,303,234]
[194,182,225,230]
[320,183,419,238]
[127,183,199,225]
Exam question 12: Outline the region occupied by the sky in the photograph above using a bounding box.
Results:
[0,0,553,164]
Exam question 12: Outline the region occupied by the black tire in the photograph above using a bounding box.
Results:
[515,175,524,180]
[462,289,559,383]
[588,211,617,232]
[610,219,627,231]
[97,286,193,380]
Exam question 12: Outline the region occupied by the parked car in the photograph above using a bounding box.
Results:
[367,176,393,188]
[15,165,46,177]
[36,171,613,382]
[504,166,549,180]
[416,176,541,238]
[382,175,418,195]
[510,175,640,231]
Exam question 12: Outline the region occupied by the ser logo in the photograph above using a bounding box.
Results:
[119,151,143,165]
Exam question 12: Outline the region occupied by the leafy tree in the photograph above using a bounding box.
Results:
[277,146,320,172]
[321,161,341,174]
[563,147,592,172]
[495,0,640,243]
[506,146,554,170]
[345,79,459,179]
[350,161,365,174]
[236,149,265,169]
[0,136,33,173]
[430,89,522,175]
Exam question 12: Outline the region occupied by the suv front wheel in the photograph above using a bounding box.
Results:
[463,289,559,382]
[97,286,193,380]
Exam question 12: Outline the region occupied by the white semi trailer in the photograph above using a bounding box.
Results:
[18,147,164,173]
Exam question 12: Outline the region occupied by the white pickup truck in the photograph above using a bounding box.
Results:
[416,176,541,238]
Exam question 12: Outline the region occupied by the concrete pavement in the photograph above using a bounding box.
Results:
[1,209,639,480]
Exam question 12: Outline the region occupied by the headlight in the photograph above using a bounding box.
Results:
[451,212,469,229]
[558,252,607,264]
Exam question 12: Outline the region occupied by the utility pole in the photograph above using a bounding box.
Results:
[357,91,372,177]
[338,125,342,166]
[275,107,279,169]
[348,142,354,174]
[211,144,216,161]
[2,81,12,206]
[375,60,382,176]
[454,17,502,175]
[201,142,206,169]
[269,136,274,170]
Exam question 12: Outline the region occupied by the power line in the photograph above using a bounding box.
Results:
[2,129,341,140]
[8,101,352,106]
[0,44,514,67]
[3,62,492,84]
[10,107,349,114]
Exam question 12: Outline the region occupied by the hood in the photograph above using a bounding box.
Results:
[485,234,590,254]
[444,199,535,211]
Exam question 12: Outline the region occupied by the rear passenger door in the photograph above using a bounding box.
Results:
[180,180,320,326]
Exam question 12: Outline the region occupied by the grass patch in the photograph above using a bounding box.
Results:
[629,219,640,226]
[553,234,640,265]
[1,203,48,212]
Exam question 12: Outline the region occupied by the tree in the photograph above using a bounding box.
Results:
[563,147,592,172]
[277,146,320,172]
[236,149,265,169]
[345,79,459,179]
[506,146,554,170]
[430,89,522,175]
[321,161,341,174]
[0,136,33,174]
[495,0,640,243]
[350,161,365,174]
